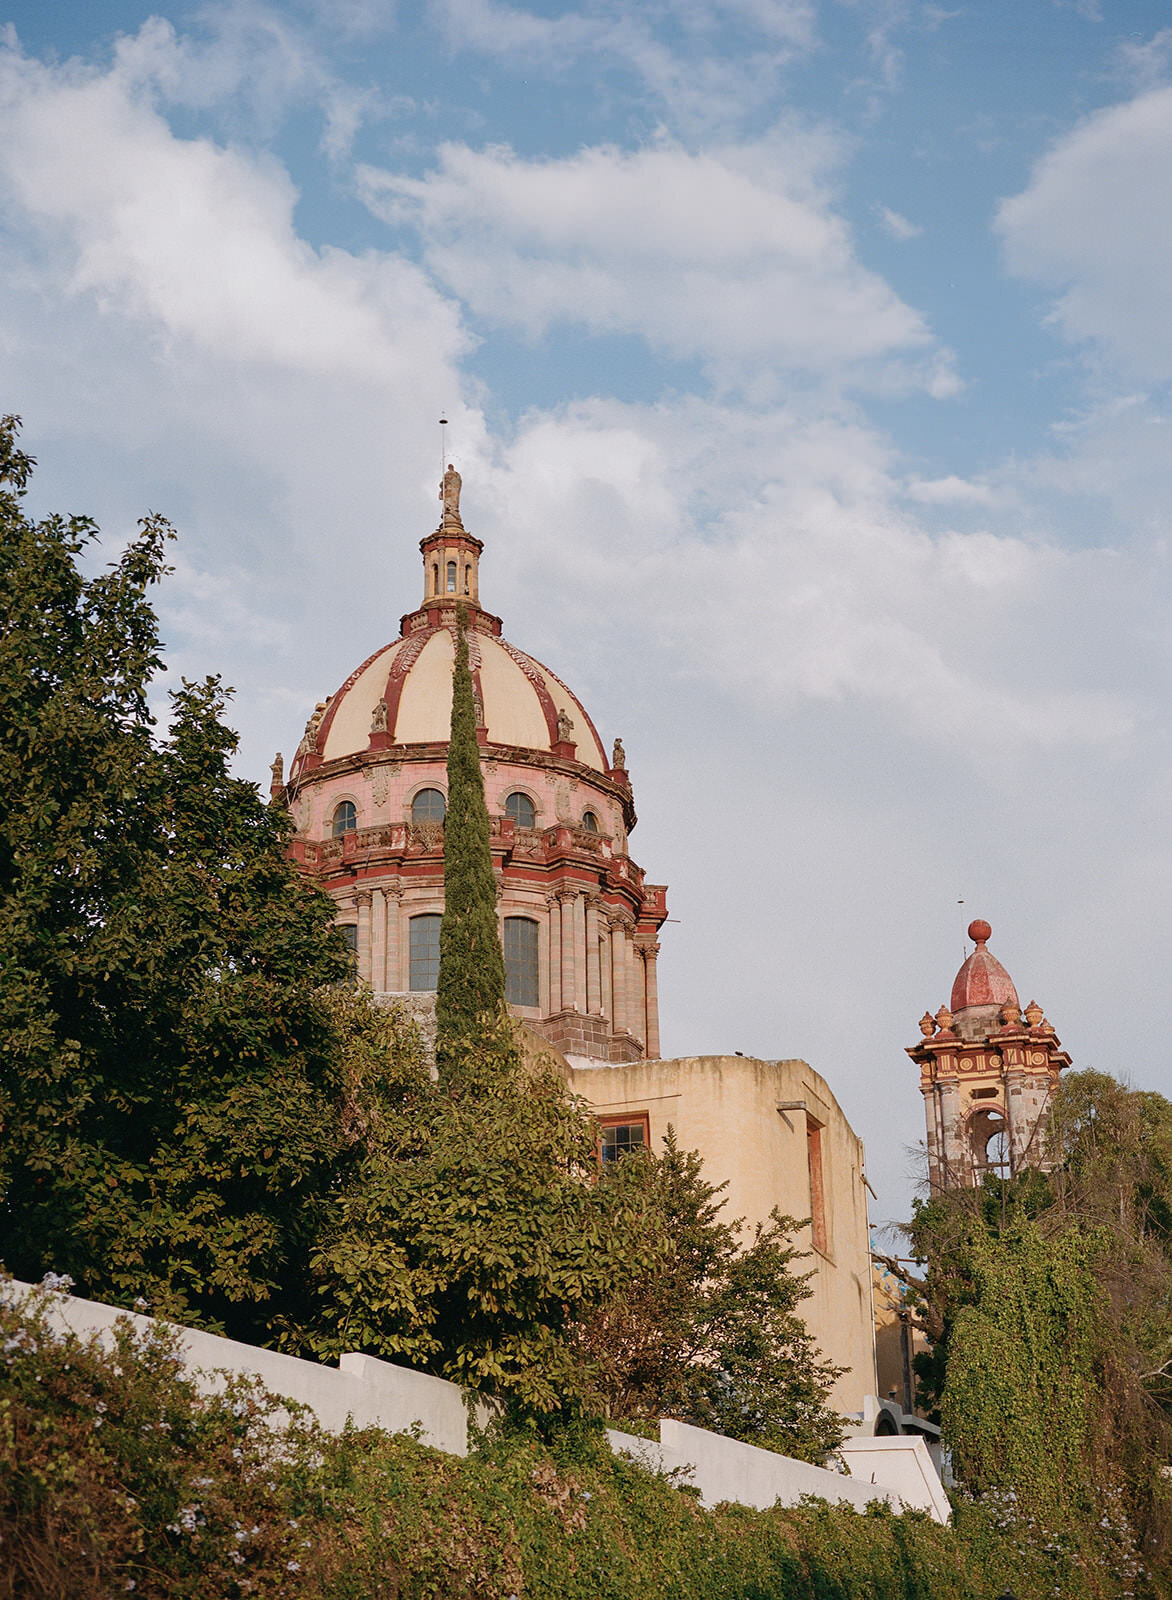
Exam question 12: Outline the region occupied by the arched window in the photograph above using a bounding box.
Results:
[409,914,441,991]
[504,791,536,828]
[504,916,539,1007]
[581,810,600,833]
[332,800,357,836]
[412,788,446,823]
[446,560,457,593]
[431,562,439,594]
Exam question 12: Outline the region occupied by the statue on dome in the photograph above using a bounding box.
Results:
[371,697,388,733]
[556,708,575,744]
[440,462,462,518]
[270,752,284,788]
[611,736,626,771]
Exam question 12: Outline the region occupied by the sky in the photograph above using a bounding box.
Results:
[3,0,1172,1234]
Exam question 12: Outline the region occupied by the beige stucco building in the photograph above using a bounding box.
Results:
[276,467,882,1421]
[569,1054,877,1415]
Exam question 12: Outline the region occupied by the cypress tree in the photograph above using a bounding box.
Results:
[435,606,506,1065]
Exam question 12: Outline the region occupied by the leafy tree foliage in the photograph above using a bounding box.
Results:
[435,607,505,1066]
[289,1016,653,1413]
[0,416,354,1339]
[576,1131,845,1462]
[904,1070,1172,1575]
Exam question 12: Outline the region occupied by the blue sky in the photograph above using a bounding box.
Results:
[4,0,1172,1230]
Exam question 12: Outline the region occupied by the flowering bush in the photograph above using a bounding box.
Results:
[0,1278,327,1598]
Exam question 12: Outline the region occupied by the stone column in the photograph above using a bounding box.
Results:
[936,1080,967,1188]
[370,887,387,993]
[640,940,661,1058]
[585,896,602,1015]
[558,888,576,1014]
[611,916,629,1038]
[599,916,613,1031]
[355,890,373,988]
[384,887,403,990]
[546,894,561,1014]
[573,891,588,1013]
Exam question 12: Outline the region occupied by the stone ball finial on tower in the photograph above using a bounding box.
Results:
[950,917,1019,1014]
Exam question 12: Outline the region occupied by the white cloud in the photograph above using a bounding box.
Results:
[358,136,956,393]
[1113,27,1172,92]
[0,33,468,383]
[997,84,1172,381]
[905,474,995,505]
[878,204,922,240]
[473,398,1132,754]
[428,0,816,131]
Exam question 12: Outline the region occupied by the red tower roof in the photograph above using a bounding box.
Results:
[950,919,1020,1013]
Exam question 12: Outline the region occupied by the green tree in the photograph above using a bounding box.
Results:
[0,417,355,1339]
[904,1073,1172,1574]
[435,607,506,1067]
[291,1016,652,1414]
[576,1131,845,1462]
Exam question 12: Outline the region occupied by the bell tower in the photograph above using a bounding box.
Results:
[908,919,1071,1192]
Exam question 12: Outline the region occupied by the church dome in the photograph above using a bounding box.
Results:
[305,625,607,771]
[280,462,665,1069]
[950,919,1019,1014]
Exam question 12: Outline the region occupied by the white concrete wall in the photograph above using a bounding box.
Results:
[7,1281,946,1523]
[838,1436,951,1523]
[5,1281,472,1456]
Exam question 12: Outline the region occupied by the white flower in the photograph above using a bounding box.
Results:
[286,1560,301,1572]
[40,1271,74,1294]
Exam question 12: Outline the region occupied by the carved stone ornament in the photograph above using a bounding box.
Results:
[934,1004,954,1034]
[918,1010,935,1038]
[371,697,388,733]
[270,752,284,787]
[409,821,445,851]
[556,708,575,743]
[472,686,485,725]
[298,701,328,755]
[999,1001,1022,1028]
[554,781,574,822]
[1023,1000,1044,1028]
[612,736,626,770]
[371,767,391,807]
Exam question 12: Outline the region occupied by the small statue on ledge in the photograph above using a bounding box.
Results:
[556,708,575,744]
[270,752,284,788]
[612,736,626,771]
[371,697,388,734]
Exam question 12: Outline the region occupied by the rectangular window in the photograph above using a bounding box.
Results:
[338,923,358,965]
[599,1113,650,1164]
[503,915,540,1007]
[806,1117,829,1256]
[409,913,441,991]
